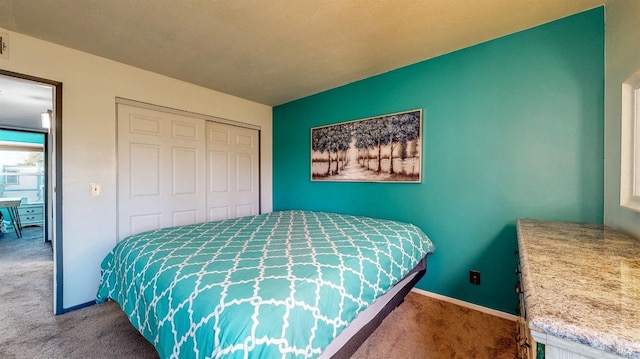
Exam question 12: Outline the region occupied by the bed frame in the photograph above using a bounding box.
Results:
[324,256,427,358]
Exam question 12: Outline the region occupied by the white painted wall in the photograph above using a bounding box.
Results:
[0,29,273,309]
[604,0,640,238]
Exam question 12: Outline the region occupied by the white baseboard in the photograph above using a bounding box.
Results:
[411,288,519,322]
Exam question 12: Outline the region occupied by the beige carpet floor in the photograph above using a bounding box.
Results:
[0,227,517,358]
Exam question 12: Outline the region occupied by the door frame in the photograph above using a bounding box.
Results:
[0,69,64,314]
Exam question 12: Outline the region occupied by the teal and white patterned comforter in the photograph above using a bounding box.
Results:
[96,210,434,359]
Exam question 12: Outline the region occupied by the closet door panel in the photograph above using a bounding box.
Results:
[172,209,199,227]
[236,154,253,192]
[172,147,198,195]
[209,206,230,222]
[206,122,259,222]
[117,101,260,241]
[130,144,161,197]
[117,104,206,240]
[209,151,230,192]
[129,213,162,235]
[236,204,254,218]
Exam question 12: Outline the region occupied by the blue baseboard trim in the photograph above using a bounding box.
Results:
[60,300,96,314]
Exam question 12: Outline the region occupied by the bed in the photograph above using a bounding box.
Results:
[96,210,435,358]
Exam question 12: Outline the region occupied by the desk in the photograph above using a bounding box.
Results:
[0,197,22,238]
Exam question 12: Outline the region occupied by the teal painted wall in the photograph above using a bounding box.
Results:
[0,129,44,144]
[272,8,604,313]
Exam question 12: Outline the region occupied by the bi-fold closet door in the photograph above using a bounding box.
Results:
[117,102,259,241]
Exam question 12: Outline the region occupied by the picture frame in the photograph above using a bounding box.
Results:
[311,109,422,183]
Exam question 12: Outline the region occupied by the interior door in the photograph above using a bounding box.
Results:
[117,104,206,240]
[206,122,260,221]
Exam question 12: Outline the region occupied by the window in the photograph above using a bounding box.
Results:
[5,169,18,185]
[621,70,640,212]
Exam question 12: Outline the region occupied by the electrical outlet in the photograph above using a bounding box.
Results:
[470,270,481,285]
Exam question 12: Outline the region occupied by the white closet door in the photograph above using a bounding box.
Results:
[206,121,260,221]
[117,104,206,240]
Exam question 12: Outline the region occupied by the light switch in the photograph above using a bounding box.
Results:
[90,183,102,197]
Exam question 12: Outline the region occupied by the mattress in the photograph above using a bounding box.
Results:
[96,210,434,358]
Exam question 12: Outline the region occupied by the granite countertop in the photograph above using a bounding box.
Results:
[517,218,640,358]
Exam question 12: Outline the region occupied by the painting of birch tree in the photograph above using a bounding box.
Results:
[311,109,422,182]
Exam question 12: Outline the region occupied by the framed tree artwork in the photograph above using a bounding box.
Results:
[311,109,422,182]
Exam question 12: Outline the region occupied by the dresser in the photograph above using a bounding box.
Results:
[516,218,640,359]
[18,202,44,227]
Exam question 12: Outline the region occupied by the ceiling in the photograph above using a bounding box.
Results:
[0,74,53,130]
[0,0,603,107]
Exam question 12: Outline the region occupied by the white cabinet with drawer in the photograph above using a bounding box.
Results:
[19,203,44,227]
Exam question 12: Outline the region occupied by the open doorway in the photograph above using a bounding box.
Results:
[0,129,46,240]
[0,70,63,314]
